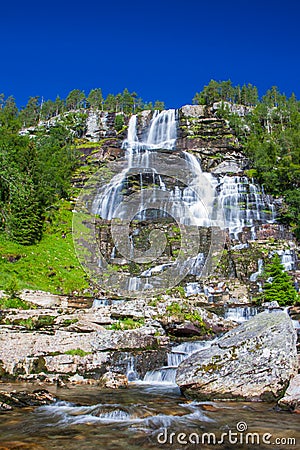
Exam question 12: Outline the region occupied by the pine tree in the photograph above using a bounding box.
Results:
[261,254,298,306]
[6,179,43,245]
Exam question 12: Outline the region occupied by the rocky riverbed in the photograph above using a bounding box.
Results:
[0,294,299,413]
[0,296,234,386]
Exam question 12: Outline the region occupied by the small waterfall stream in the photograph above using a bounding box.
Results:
[142,340,214,385]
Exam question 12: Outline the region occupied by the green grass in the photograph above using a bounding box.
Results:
[0,297,35,310]
[0,201,89,295]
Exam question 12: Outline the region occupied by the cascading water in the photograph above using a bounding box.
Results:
[92,109,177,221]
[224,306,259,323]
[142,340,214,385]
[250,258,264,282]
[90,108,280,291]
[214,175,276,239]
[277,249,297,271]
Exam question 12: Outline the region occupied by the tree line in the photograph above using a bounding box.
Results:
[192,79,299,108]
[0,88,165,129]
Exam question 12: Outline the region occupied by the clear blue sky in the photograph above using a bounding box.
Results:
[2,0,300,108]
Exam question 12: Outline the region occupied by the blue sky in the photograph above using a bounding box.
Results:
[2,0,300,108]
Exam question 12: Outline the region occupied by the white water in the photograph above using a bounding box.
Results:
[142,340,214,385]
[277,249,296,271]
[92,109,176,221]
[250,258,264,282]
[88,108,284,293]
[224,306,259,323]
[92,109,277,238]
[214,175,276,239]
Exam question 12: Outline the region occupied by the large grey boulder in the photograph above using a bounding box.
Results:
[176,311,298,401]
[278,374,300,412]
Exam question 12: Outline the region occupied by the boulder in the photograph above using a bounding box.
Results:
[101,371,128,389]
[176,311,298,401]
[278,374,300,412]
[91,326,159,351]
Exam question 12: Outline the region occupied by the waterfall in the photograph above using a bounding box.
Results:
[250,258,264,282]
[215,176,276,239]
[224,306,259,323]
[277,249,297,271]
[92,109,177,221]
[142,340,214,385]
[88,108,283,293]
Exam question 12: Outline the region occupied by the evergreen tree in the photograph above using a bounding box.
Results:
[19,96,41,127]
[87,88,103,110]
[260,254,298,306]
[154,100,165,111]
[104,93,117,112]
[66,89,86,110]
[6,178,43,244]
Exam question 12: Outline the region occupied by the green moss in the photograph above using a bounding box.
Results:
[109,317,145,330]
[61,318,79,327]
[64,349,91,357]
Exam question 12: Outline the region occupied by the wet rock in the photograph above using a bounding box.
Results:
[101,371,128,389]
[0,389,55,410]
[164,321,205,337]
[176,311,298,401]
[278,374,300,412]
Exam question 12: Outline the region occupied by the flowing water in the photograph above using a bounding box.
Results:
[1,309,298,449]
[0,382,299,450]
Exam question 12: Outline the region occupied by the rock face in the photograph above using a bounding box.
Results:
[176,311,298,401]
[278,374,300,412]
[177,105,246,172]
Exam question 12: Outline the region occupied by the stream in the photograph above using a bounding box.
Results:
[0,381,299,449]
[0,307,299,450]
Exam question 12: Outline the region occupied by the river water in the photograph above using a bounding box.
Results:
[0,381,299,450]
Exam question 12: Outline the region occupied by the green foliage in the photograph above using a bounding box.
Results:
[64,348,91,357]
[17,318,36,330]
[166,285,186,298]
[62,318,79,326]
[66,89,86,110]
[165,302,208,331]
[87,88,103,110]
[114,114,125,131]
[0,296,34,310]
[166,301,182,315]
[260,254,298,306]
[193,79,258,106]
[0,120,79,244]
[3,277,21,299]
[109,317,145,330]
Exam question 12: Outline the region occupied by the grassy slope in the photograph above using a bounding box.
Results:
[0,200,89,295]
